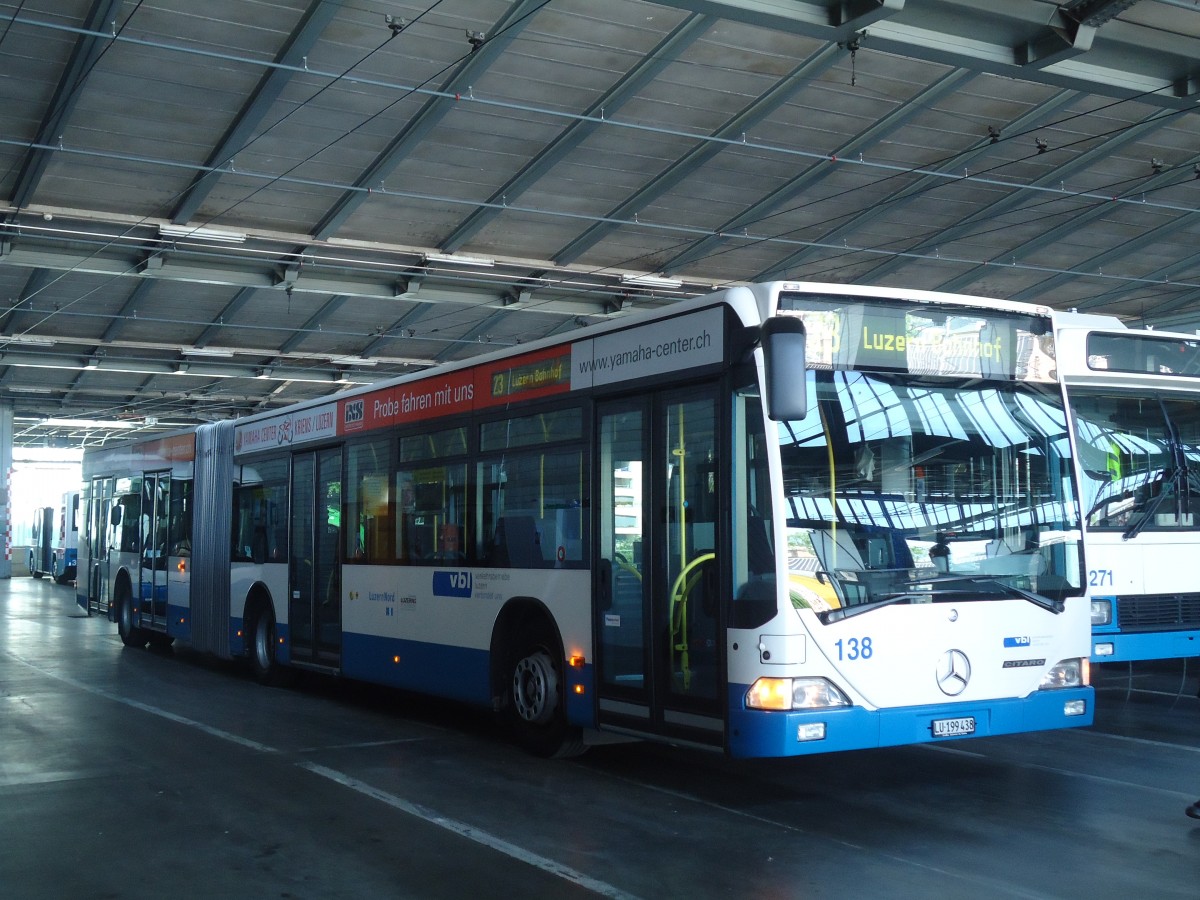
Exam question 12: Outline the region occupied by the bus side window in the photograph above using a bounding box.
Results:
[347,438,392,563]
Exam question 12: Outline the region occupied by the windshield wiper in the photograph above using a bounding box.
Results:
[1126,399,1191,540]
[1122,475,1172,540]
[818,574,1064,622]
[820,592,938,623]
[923,574,1064,613]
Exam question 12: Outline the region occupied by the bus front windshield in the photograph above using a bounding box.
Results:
[1070,389,1200,537]
[779,371,1082,618]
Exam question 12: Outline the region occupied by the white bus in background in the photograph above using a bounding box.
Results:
[1056,312,1200,662]
[28,491,80,584]
[54,490,81,585]
[29,506,53,579]
[79,282,1092,758]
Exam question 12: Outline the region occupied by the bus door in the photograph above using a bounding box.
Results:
[139,472,171,632]
[289,447,343,668]
[595,390,723,746]
[86,477,114,615]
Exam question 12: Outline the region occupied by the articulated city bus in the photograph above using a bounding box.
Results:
[1057,311,1200,662]
[79,282,1092,757]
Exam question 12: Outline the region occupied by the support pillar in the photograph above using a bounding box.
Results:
[0,402,12,578]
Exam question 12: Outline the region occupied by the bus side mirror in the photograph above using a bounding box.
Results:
[109,506,122,527]
[762,316,807,421]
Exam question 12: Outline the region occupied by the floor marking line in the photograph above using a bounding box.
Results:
[10,654,278,753]
[300,762,642,900]
[9,650,639,899]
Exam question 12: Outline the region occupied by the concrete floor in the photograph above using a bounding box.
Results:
[2,574,1198,899]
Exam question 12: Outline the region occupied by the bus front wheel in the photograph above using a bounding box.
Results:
[116,588,148,648]
[504,623,585,758]
[249,604,291,687]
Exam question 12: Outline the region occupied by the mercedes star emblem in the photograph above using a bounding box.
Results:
[936,649,971,696]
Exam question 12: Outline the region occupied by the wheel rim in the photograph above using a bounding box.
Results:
[512,650,557,725]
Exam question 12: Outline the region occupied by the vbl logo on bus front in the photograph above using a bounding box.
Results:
[432,571,472,598]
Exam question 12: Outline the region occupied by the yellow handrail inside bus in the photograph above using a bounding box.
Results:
[669,551,714,691]
[820,403,839,569]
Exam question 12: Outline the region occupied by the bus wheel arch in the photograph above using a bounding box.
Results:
[491,598,585,758]
[244,587,292,687]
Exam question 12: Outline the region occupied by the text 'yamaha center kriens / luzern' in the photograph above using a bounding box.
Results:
[77,281,1092,759]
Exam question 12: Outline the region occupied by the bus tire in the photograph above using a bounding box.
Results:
[248,603,292,687]
[116,587,148,648]
[30,553,42,579]
[504,620,585,759]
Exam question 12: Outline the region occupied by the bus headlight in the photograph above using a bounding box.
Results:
[1090,599,1112,626]
[1040,657,1089,689]
[746,676,851,710]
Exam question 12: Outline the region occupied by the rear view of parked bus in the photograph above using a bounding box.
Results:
[29,506,53,580]
[78,433,197,649]
[82,282,1091,758]
[53,490,81,585]
[1056,311,1200,662]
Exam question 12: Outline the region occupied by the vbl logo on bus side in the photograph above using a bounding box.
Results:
[344,399,365,424]
[432,571,472,598]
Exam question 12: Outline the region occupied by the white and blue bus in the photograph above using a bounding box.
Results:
[79,282,1092,757]
[54,490,80,585]
[28,491,79,584]
[1056,311,1200,663]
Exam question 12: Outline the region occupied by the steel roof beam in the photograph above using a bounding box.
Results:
[277,295,349,354]
[1010,207,1200,303]
[854,108,1177,284]
[937,141,1200,295]
[663,68,974,274]
[553,42,843,266]
[170,0,343,225]
[0,268,55,334]
[755,89,1078,280]
[189,286,259,349]
[440,14,712,252]
[8,0,124,209]
[652,0,1194,108]
[311,0,543,241]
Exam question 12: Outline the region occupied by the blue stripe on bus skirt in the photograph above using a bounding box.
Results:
[725,683,1093,758]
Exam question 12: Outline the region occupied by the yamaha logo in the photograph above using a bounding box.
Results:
[936,649,971,696]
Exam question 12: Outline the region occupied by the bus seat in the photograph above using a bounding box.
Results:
[493,516,538,567]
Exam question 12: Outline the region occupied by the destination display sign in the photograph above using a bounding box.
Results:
[779,294,1054,382]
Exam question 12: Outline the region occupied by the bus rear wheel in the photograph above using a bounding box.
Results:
[504,622,584,758]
